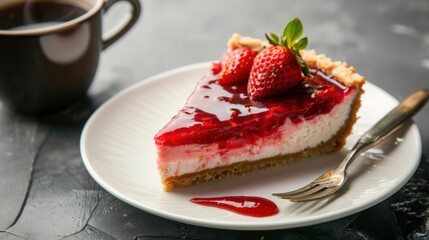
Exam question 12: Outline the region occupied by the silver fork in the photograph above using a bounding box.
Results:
[273,89,429,202]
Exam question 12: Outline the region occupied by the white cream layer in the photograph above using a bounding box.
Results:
[157,90,358,179]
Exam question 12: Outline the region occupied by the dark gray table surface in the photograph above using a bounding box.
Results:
[1,0,429,239]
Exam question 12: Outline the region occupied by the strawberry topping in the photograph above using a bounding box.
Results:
[248,18,311,100]
[218,47,258,85]
[248,46,303,99]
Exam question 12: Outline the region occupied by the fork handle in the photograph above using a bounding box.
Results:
[340,89,429,170]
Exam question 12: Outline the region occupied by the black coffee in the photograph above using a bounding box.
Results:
[0,1,88,30]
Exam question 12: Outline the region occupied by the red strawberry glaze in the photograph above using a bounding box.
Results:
[154,67,353,148]
[190,196,279,217]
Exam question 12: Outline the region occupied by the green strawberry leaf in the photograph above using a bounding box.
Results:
[301,62,311,77]
[270,33,280,43]
[281,36,287,47]
[265,33,279,46]
[296,53,311,77]
[283,18,303,47]
[294,37,308,50]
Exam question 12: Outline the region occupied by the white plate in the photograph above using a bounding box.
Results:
[80,62,422,230]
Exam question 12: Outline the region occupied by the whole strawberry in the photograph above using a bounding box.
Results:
[218,47,258,85]
[248,18,311,100]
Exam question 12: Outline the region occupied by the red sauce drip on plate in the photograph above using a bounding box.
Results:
[155,68,352,147]
[190,196,279,217]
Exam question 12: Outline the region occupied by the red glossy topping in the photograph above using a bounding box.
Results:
[155,67,352,147]
[190,196,279,217]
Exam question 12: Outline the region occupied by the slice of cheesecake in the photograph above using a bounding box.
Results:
[154,19,365,191]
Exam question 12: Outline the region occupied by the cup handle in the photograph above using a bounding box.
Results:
[101,0,142,50]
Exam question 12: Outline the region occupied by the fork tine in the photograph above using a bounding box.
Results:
[289,187,339,202]
[274,184,328,199]
[272,182,317,198]
[272,178,333,198]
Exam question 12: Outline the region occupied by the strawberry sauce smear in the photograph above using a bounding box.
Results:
[190,196,279,217]
[155,68,352,147]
